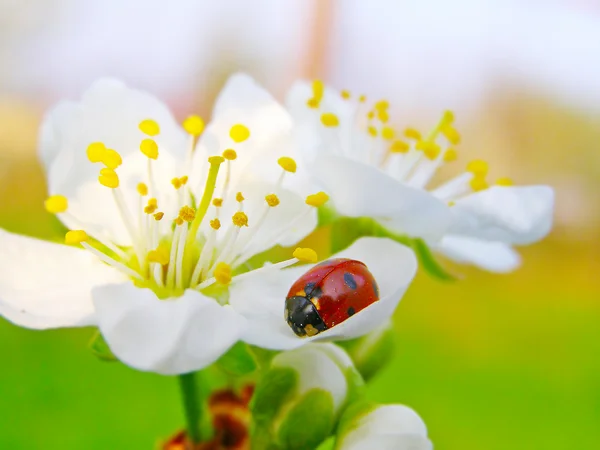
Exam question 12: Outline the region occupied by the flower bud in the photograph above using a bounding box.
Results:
[335,403,432,450]
[251,343,363,450]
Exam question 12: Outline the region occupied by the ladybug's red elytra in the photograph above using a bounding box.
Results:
[284,258,380,337]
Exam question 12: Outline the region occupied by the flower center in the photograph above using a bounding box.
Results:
[47,117,328,298]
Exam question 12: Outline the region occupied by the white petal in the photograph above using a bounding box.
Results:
[40,78,188,245]
[311,154,453,241]
[0,229,126,329]
[338,405,432,450]
[436,235,521,273]
[450,185,554,245]
[93,284,247,375]
[229,237,417,350]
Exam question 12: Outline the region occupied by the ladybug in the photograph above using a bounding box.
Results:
[284,258,380,337]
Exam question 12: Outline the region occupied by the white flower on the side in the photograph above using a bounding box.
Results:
[336,404,433,450]
[287,81,554,272]
[0,74,320,375]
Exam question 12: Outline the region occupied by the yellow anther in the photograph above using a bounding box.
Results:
[358,95,367,102]
[367,111,375,120]
[442,125,461,145]
[341,89,351,99]
[230,124,250,143]
[467,160,489,176]
[154,212,164,221]
[470,175,489,192]
[441,110,455,128]
[139,119,160,136]
[375,99,389,111]
[307,98,320,109]
[232,211,249,227]
[390,140,410,153]
[416,141,441,160]
[278,156,297,173]
[305,191,329,207]
[208,155,225,165]
[222,149,237,160]
[174,217,184,226]
[236,192,245,202]
[144,198,158,214]
[137,182,148,196]
[448,201,456,207]
[496,177,514,186]
[87,142,106,163]
[312,79,324,100]
[377,110,389,123]
[98,168,119,188]
[404,128,422,140]
[443,148,458,162]
[180,175,188,185]
[293,247,318,263]
[65,230,88,245]
[212,198,223,207]
[179,205,196,222]
[171,177,182,189]
[265,194,280,207]
[214,262,232,285]
[210,218,221,230]
[321,113,339,127]
[147,245,169,265]
[381,126,395,140]
[367,126,378,137]
[140,138,159,159]
[45,195,68,214]
[102,149,122,169]
[183,115,204,136]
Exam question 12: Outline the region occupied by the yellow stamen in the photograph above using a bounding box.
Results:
[137,182,148,196]
[154,212,164,221]
[305,192,329,207]
[358,95,366,102]
[144,198,158,214]
[441,110,455,127]
[416,140,441,160]
[139,119,160,136]
[496,177,514,186]
[140,138,159,159]
[293,247,318,263]
[214,262,232,285]
[98,168,119,188]
[147,245,169,265]
[367,111,375,120]
[87,142,106,163]
[232,212,248,227]
[442,125,461,145]
[448,201,456,207]
[341,89,351,99]
[210,218,221,230]
[265,194,280,207]
[230,124,250,143]
[212,198,223,207]
[375,100,389,111]
[443,148,458,162]
[278,156,297,173]
[183,115,204,136]
[179,206,196,222]
[102,149,122,169]
[171,178,182,189]
[390,140,409,153]
[180,176,188,185]
[379,126,394,141]
[65,230,88,245]
[307,98,319,109]
[236,192,245,202]
[467,160,489,176]
[404,128,422,140]
[45,195,68,214]
[321,113,339,127]
[367,126,378,137]
[223,149,237,160]
[377,110,389,123]
[312,80,324,100]
[175,217,184,226]
[470,175,489,192]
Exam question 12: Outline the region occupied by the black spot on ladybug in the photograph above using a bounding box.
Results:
[347,307,356,316]
[373,280,379,298]
[304,282,322,299]
[343,272,357,290]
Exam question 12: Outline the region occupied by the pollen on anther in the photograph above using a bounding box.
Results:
[496,177,514,186]
[102,149,122,169]
[305,192,329,207]
[147,246,169,265]
[417,141,441,160]
[265,194,280,207]
[341,89,351,99]
[404,128,422,140]
[358,95,367,103]
[174,217,184,226]
[183,115,204,136]
[367,111,375,120]
[139,119,160,136]
[442,125,461,145]
[214,262,232,285]
[144,198,158,214]
[154,212,164,221]
[179,205,196,222]
[378,110,389,123]
[467,160,489,176]
[278,156,297,173]
[180,175,188,185]
[65,230,88,245]
[140,138,159,159]
[321,113,339,127]
[232,211,248,227]
[222,149,237,160]
[230,124,250,143]
[208,155,225,165]
[367,126,378,137]
[293,247,318,263]
[210,218,221,230]
[137,182,148,196]
[390,140,409,153]
[45,195,68,214]
[212,198,223,207]
[87,142,106,163]
[236,192,245,202]
[98,168,119,188]
[312,80,324,99]
[171,178,182,189]
[470,175,489,192]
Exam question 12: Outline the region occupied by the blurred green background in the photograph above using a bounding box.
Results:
[1,1,600,448]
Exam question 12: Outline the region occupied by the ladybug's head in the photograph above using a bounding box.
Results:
[285,296,327,337]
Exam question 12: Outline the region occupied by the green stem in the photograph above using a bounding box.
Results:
[178,372,202,444]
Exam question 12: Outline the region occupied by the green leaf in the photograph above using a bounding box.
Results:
[410,238,456,281]
[277,389,335,450]
[88,331,117,362]
[215,341,258,376]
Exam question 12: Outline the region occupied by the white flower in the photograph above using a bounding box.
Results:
[0,74,319,375]
[230,236,417,350]
[336,404,432,450]
[287,81,554,272]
